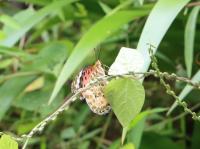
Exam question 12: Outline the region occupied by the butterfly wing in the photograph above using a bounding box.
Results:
[82,85,111,115]
[71,60,111,115]
[71,70,83,94]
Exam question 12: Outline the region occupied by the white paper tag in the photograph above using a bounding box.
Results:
[108,47,144,76]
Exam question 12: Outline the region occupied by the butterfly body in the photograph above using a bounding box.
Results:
[71,60,111,115]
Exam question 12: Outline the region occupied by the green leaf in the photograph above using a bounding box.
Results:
[127,108,167,131]
[184,6,200,77]
[22,42,68,76]
[3,8,35,37]
[134,0,144,7]
[48,7,151,104]
[156,51,173,66]
[125,118,145,149]
[15,0,50,6]
[16,121,40,135]
[120,143,135,149]
[98,1,112,14]
[78,141,90,149]
[140,132,183,149]
[123,108,167,148]
[108,0,134,16]
[0,15,21,30]
[167,70,200,115]
[72,106,90,130]
[104,78,145,127]
[0,135,18,149]
[0,31,6,40]
[137,0,190,72]
[0,76,36,120]
[81,128,101,141]
[0,0,76,47]
[191,122,200,149]
[61,127,76,139]
[0,46,31,57]
[0,59,13,69]
[108,139,121,149]
[13,78,64,117]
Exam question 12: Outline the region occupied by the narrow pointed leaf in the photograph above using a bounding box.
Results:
[137,0,190,72]
[184,6,200,77]
[0,0,75,47]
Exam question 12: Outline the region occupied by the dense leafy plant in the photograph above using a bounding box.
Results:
[0,0,200,149]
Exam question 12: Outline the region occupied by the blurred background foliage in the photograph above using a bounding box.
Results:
[0,0,200,149]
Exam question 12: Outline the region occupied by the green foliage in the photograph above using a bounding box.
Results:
[0,0,200,148]
[0,15,21,30]
[140,132,183,149]
[0,135,18,149]
[123,108,167,148]
[105,78,145,127]
[184,6,200,77]
[0,76,36,120]
[21,42,68,76]
[121,143,135,149]
[0,0,75,46]
[13,77,65,117]
[49,7,151,104]
[137,0,190,72]
[191,122,200,149]
[60,127,76,139]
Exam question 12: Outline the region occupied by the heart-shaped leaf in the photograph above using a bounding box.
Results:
[104,78,145,127]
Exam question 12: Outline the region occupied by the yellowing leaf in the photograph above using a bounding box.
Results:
[24,77,44,92]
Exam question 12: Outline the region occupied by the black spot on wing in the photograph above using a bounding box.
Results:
[79,70,84,88]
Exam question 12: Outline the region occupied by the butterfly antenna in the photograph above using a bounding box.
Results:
[102,63,110,73]
[93,48,98,61]
[94,45,103,61]
[97,46,101,60]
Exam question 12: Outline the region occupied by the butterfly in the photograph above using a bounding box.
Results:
[71,60,111,115]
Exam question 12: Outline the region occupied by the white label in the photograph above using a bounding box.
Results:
[108,47,144,76]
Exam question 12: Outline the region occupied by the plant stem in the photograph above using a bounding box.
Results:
[148,44,200,121]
